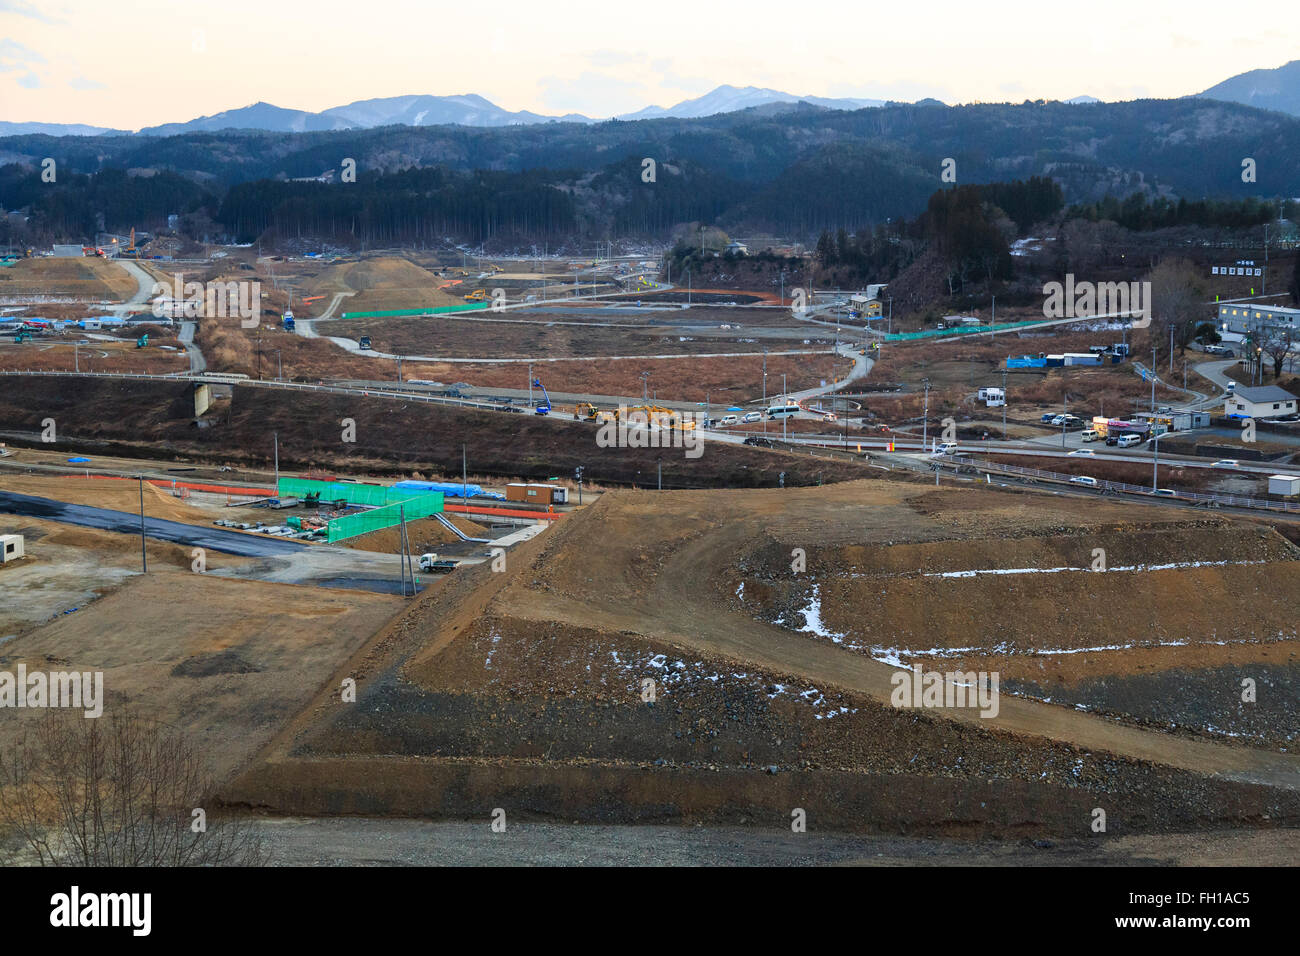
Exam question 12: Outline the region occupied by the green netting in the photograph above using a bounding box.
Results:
[325,495,444,542]
[278,477,395,506]
[275,479,444,542]
[885,319,1049,342]
[338,303,490,319]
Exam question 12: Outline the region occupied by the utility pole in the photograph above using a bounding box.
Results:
[1062,392,1068,448]
[137,475,147,573]
[782,373,788,442]
[888,296,893,335]
[528,363,533,406]
[922,378,930,452]
[657,459,662,491]
[1151,347,1157,412]
[991,295,996,339]
[462,444,467,502]
[1001,367,1008,439]
[1152,431,1160,493]
[273,431,279,490]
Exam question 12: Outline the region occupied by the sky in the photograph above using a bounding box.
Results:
[1,0,1295,129]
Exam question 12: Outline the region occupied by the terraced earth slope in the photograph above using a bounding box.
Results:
[224,480,1300,837]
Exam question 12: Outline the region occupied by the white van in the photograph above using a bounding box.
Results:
[935,441,959,455]
[1080,429,1100,442]
[1069,475,1099,488]
[1116,434,1142,448]
[741,411,762,424]
[719,414,739,427]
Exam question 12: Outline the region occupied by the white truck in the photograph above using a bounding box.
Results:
[418,553,458,574]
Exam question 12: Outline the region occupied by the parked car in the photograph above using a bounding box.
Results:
[1040,413,1057,424]
[743,436,775,448]
[1080,429,1100,442]
[1050,415,1066,426]
[741,411,762,424]
[934,441,959,456]
[1116,434,1142,448]
[1105,435,1121,446]
[1069,475,1099,487]
[719,414,739,427]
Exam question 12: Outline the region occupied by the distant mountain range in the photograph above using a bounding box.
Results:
[6,62,1300,139]
[1197,60,1300,116]
[615,84,885,120]
[0,85,898,138]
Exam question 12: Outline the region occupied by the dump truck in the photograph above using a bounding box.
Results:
[418,553,458,573]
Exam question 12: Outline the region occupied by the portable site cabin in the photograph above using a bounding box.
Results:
[1268,475,1300,497]
[0,534,24,563]
[505,483,567,505]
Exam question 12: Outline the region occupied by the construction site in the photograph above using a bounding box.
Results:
[2,236,1299,874]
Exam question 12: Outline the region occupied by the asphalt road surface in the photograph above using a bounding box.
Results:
[0,490,307,557]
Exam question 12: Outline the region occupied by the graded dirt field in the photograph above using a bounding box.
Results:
[0,571,400,780]
[0,257,137,300]
[316,314,834,359]
[222,478,1300,838]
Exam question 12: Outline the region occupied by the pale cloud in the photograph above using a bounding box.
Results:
[18,71,40,88]
[70,75,104,90]
[0,0,62,23]
[0,38,46,72]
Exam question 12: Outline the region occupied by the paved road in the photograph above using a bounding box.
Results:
[101,258,155,314]
[0,490,306,557]
[178,321,206,373]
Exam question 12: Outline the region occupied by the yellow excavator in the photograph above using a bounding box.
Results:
[462,289,487,302]
[574,402,600,422]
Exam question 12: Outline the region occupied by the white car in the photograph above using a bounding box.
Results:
[1069,475,1099,487]
[1068,449,1095,457]
[741,411,762,424]
[1212,459,1239,468]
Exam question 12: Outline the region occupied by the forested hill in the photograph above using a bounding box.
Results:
[3,97,1298,243]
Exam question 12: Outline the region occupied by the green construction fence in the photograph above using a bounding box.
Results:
[323,495,444,543]
[883,319,1051,342]
[275,478,444,542]
[338,303,491,320]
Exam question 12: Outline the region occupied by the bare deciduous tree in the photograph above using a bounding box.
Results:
[1260,328,1295,379]
[1145,257,1203,353]
[0,709,265,866]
